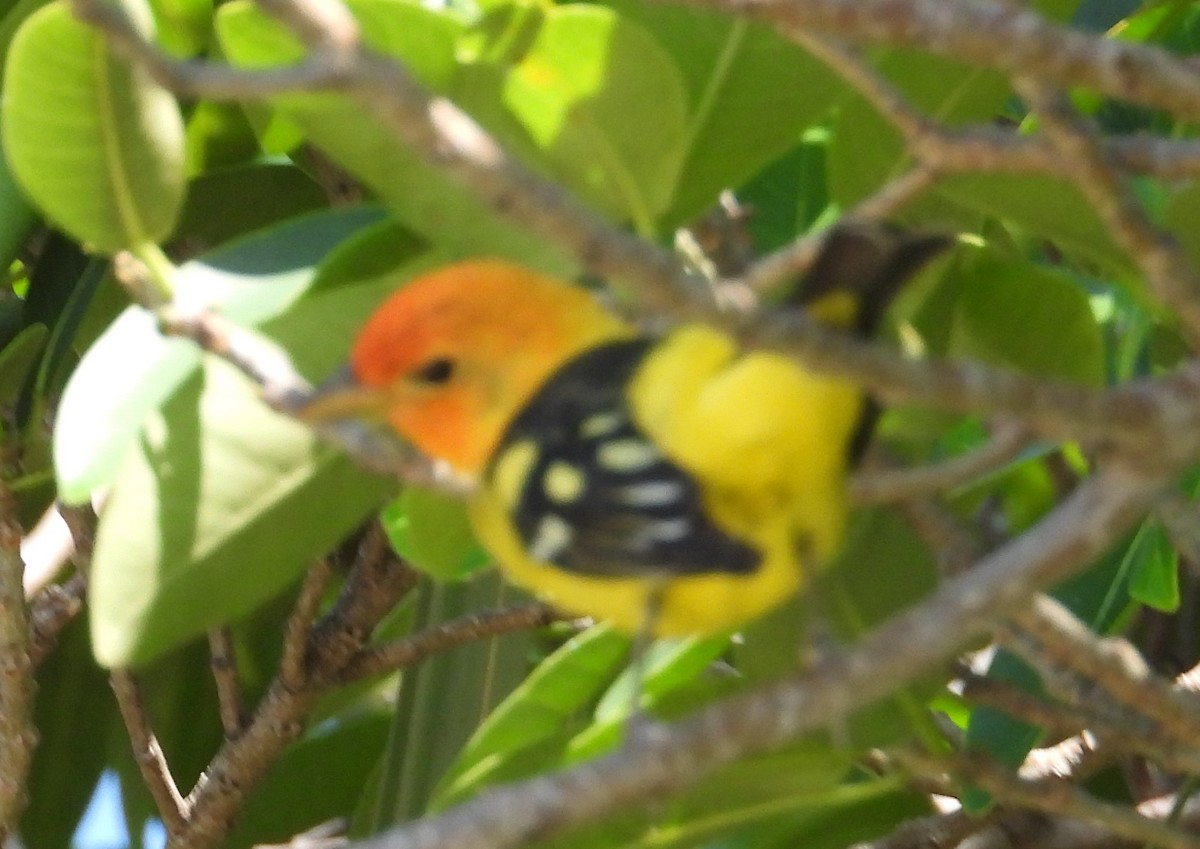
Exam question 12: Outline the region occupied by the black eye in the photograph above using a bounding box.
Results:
[411,357,456,385]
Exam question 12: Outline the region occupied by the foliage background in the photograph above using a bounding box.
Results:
[2,0,1200,847]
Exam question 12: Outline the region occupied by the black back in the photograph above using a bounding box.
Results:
[489,339,761,579]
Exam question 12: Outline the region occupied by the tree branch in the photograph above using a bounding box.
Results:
[1005,595,1200,750]
[27,571,86,667]
[851,423,1030,505]
[338,603,559,684]
[111,669,192,836]
[0,483,34,843]
[174,528,418,849]
[891,748,1200,849]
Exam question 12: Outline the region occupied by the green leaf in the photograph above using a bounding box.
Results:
[88,357,396,667]
[0,290,23,356]
[219,0,459,82]
[825,508,939,633]
[433,624,629,808]
[0,133,38,271]
[54,206,385,503]
[0,323,46,400]
[382,487,489,581]
[3,0,185,251]
[821,509,947,752]
[172,161,329,250]
[569,634,731,759]
[1126,519,1179,612]
[937,173,1134,276]
[0,0,56,90]
[743,786,931,849]
[947,249,1105,385]
[1162,180,1200,280]
[739,137,830,256]
[537,751,915,849]
[678,741,857,830]
[502,4,688,233]
[370,575,537,826]
[602,2,844,227]
[147,0,211,57]
[184,100,264,174]
[308,217,429,296]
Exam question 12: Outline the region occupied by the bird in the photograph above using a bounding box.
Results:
[301,222,949,636]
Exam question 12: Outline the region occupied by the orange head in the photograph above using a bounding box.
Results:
[303,260,633,476]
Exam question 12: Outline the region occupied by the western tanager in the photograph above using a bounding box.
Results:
[303,223,948,635]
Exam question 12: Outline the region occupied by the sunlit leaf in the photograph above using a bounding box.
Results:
[382,488,489,581]
[434,624,629,807]
[3,0,184,251]
[89,358,395,667]
[54,206,385,503]
[502,4,688,233]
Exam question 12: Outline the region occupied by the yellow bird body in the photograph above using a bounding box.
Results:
[304,226,947,636]
[471,323,862,634]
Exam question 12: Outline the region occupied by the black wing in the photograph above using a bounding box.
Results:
[488,339,760,579]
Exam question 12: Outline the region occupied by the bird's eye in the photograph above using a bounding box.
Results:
[411,357,457,385]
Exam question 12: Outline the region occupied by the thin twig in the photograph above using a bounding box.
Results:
[71,0,355,97]
[208,628,247,738]
[847,809,985,849]
[1111,135,1200,181]
[338,603,559,683]
[1156,492,1200,569]
[57,503,97,574]
[280,558,335,689]
[1021,733,1112,785]
[111,252,461,489]
[757,316,1200,469]
[256,817,351,849]
[962,672,1200,778]
[851,423,1031,505]
[1005,595,1200,750]
[110,669,192,836]
[959,673,1084,738]
[174,534,418,849]
[892,496,981,577]
[892,748,1200,849]
[27,571,87,667]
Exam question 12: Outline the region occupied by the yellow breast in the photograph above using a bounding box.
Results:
[470,326,863,636]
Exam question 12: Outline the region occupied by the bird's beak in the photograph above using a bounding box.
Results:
[298,365,421,477]
[297,365,390,424]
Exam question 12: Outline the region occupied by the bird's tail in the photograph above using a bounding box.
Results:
[791,219,953,338]
[789,220,953,463]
